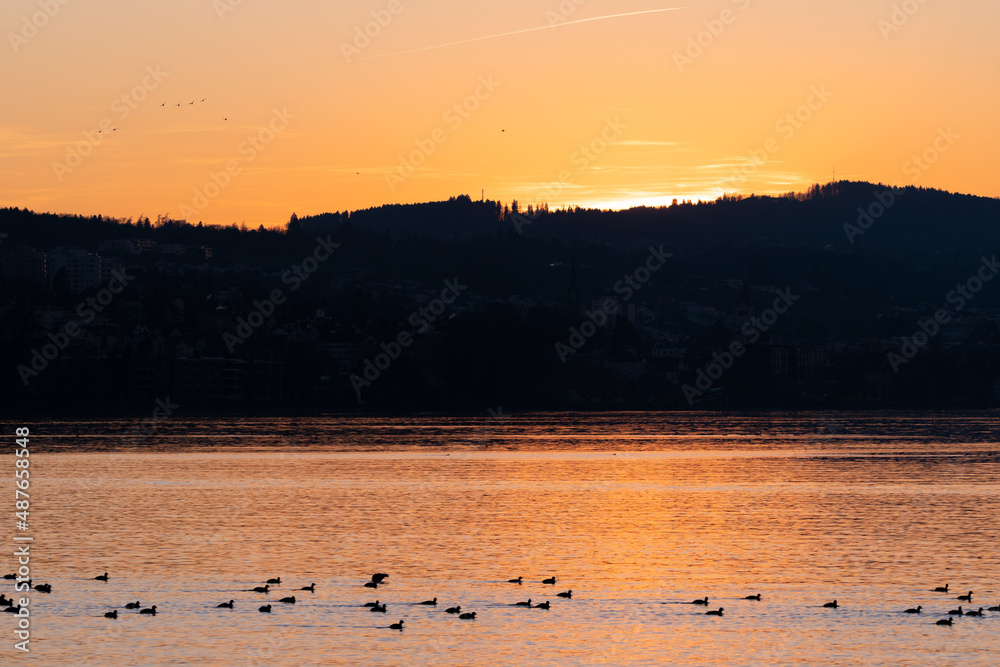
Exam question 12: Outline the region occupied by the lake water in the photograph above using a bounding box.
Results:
[3,411,999,665]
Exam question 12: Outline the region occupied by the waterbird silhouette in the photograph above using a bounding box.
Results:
[139,606,157,615]
[744,594,761,601]
[364,582,379,589]
[948,606,963,615]
[419,598,437,605]
[363,600,380,608]
[250,585,269,593]
[266,577,281,585]
[965,607,984,617]
[3,605,22,614]
[508,576,522,584]
[389,620,404,630]
[691,597,709,605]
[0,595,11,607]
[279,596,296,604]
[933,584,949,593]
[823,600,838,608]
[125,601,140,609]
[957,591,973,602]
[104,610,117,619]
[33,583,51,593]
[371,573,389,584]
[370,603,387,613]
[515,599,532,607]
[542,577,556,585]
[936,617,953,626]
[94,572,109,581]
[535,601,550,609]
[904,606,922,614]
[1,574,15,580]
[706,608,724,616]
[557,590,572,598]
[217,600,234,608]
[300,583,315,592]
[459,612,477,619]
[445,606,461,614]
[259,605,271,613]
[988,603,1000,612]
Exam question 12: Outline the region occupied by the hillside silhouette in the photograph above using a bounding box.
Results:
[2,182,999,411]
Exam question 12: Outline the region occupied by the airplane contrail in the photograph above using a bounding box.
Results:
[365,7,686,60]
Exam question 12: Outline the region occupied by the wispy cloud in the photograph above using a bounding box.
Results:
[366,7,686,60]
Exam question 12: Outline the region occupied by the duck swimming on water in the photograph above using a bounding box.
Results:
[508,576,523,584]
[823,600,838,608]
[94,572,109,581]
[744,594,761,601]
[459,612,477,619]
[904,606,922,614]
[933,584,949,593]
[557,590,573,598]
[217,600,234,608]
[947,606,963,615]
[514,599,532,607]
[936,617,953,626]
[542,577,556,585]
[419,598,437,606]
[957,591,973,602]
[706,608,724,616]
[125,601,140,609]
[389,620,404,630]
[300,583,315,592]
[445,606,461,614]
[259,605,271,613]
[691,597,709,606]
[139,606,157,615]
[104,610,117,619]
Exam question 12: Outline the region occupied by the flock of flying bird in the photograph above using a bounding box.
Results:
[159,98,226,121]
[2,572,995,630]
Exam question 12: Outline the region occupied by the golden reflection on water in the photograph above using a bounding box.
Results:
[3,413,1000,665]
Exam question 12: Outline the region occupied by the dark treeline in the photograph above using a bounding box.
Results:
[1,182,999,412]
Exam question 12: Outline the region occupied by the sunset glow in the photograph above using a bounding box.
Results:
[2,0,998,226]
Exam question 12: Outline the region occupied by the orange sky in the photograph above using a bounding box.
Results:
[2,0,998,227]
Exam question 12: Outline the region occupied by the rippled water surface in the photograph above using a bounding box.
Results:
[2,412,999,665]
